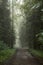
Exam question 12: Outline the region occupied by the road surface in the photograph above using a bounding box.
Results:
[9,49,40,65]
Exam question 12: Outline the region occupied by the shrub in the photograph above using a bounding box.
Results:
[0,49,15,62]
[35,31,43,50]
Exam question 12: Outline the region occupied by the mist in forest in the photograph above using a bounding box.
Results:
[0,0,43,65]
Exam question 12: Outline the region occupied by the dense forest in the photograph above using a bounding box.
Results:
[0,0,15,48]
[0,0,43,65]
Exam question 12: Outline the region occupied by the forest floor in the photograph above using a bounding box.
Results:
[6,48,41,65]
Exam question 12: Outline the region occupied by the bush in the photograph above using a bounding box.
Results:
[36,31,43,44]
[35,31,43,50]
[0,41,16,62]
[30,49,43,57]
[0,49,15,62]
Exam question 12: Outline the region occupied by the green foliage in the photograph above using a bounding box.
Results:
[36,32,43,44]
[30,49,43,57]
[0,49,15,62]
[0,41,16,62]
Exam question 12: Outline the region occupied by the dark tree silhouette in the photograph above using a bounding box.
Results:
[0,0,15,48]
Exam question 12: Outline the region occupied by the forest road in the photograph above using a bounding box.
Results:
[9,48,41,65]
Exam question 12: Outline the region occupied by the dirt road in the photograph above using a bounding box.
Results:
[9,49,40,65]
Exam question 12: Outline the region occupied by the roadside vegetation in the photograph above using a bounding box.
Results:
[0,41,16,62]
[30,49,43,57]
